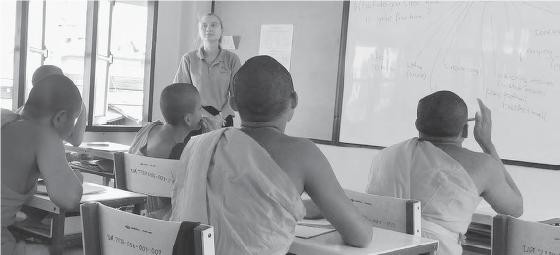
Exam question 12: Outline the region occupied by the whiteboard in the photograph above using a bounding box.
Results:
[340,1,560,165]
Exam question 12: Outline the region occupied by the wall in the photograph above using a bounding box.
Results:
[152,0,211,122]
[318,144,560,220]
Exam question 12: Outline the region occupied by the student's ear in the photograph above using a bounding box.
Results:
[229,96,238,111]
[290,92,298,109]
[461,123,468,138]
[415,119,420,132]
[53,110,68,127]
[183,113,193,126]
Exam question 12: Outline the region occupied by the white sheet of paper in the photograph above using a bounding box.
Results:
[37,182,106,195]
[258,24,293,71]
[221,35,235,49]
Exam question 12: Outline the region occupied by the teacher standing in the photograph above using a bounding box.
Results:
[174,12,241,127]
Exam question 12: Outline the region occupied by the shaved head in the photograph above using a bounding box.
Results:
[32,65,64,85]
[160,83,199,126]
[24,74,82,119]
[416,90,468,138]
[232,55,294,122]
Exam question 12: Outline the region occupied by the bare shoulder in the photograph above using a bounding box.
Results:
[464,149,500,172]
[4,120,53,144]
[281,135,325,160]
[446,147,491,171]
[454,148,504,186]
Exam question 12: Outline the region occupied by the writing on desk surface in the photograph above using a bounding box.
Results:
[106,233,162,255]
[128,168,173,184]
[522,245,559,255]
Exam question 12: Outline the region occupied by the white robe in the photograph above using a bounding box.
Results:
[367,138,482,255]
[171,128,306,255]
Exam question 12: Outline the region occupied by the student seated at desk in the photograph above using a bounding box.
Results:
[15,65,87,147]
[1,75,84,255]
[366,91,523,255]
[128,83,217,220]
[170,55,373,254]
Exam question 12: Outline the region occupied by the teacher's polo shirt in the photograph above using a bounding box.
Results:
[174,47,241,117]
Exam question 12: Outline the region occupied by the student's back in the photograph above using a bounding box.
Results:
[128,83,216,220]
[367,91,523,255]
[129,83,216,160]
[2,118,58,194]
[239,127,333,201]
[2,75,84,255]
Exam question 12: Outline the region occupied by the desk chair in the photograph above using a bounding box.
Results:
[113,152,177,197]
[81,202,215,255]
[344,190,421,236]
[492,214,560,255]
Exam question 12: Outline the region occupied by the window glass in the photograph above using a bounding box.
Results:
[94,0,147,126]
[25,0,45,100]
[0,1,16,110]
[93,0,111,124]
[43,0,87,95]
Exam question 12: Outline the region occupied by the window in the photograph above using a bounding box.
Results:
[0,1,17,109]
[94,1,149,126]
[9,0,156,131]
[25,0,87,100]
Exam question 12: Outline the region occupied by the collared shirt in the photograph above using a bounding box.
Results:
[173,47,241,117]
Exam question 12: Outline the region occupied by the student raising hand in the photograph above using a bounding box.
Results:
[473,98,494,153]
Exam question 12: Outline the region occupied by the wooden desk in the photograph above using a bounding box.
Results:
[65,142,130,186]
[289,227,438,255]
[11,182,147,255]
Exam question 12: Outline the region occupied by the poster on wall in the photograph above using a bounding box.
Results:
[258,24,293,71]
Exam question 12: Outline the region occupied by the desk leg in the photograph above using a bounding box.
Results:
[50,212,66,255]
[102,177,111,187]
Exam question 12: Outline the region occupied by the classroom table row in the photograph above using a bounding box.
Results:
[12,181,439,255]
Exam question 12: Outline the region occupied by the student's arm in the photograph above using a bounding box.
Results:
[302,198,324,219]
[37,129,83,211]
[474,98,523,217]
[480,157,523,217]
[302,141,373,248]
[173,54,192,84]
[65,102,87,147]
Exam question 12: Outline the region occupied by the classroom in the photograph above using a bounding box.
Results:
[1,1,559,255]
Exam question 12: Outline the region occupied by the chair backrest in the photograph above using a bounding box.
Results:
[345,189,421,236]
[81,202,215,255]
[491,214,560,255]
[113,152,177,197]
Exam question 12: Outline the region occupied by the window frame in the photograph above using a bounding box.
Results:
[12,0,158,132]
